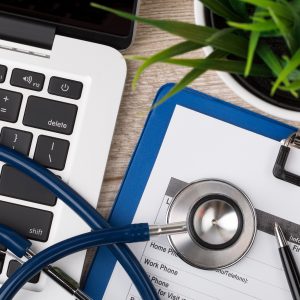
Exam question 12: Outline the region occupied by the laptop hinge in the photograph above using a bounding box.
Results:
[0,14,55,50]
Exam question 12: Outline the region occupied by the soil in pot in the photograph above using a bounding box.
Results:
[204,7,300,111]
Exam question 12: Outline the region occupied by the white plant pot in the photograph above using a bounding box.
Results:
[194,0,300,122]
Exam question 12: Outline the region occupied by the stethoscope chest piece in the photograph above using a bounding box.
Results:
[167,179,256,270]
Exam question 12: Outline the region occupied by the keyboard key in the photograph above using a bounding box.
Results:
[10,68,45,91]
[48,76,83,100]
[0,65,7,83]
[0,127,32,155]
[0,89,22,123]
[0,165,57,206]
[23,96,77,135]
[0,201,53,242]
[7,260,40,283]
[34,136,69,170]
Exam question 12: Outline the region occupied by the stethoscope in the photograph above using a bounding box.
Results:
[0,145,257,300]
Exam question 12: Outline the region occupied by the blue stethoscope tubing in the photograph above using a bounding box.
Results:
[0,224,151,299]
[0,145,158,300]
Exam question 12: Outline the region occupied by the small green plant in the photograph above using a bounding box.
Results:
[91,0,300,106]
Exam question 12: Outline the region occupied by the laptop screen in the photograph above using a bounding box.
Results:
[0,0,136,37]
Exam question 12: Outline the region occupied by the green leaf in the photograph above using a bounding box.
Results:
[228,19,278,31]
[200,0,243,22]
[133,56,271,77]
[279,80,300,91]
[245,31,260,76]
[259,30,281,37]
[256,44,283,76]
[152,50,235,108]
[272,48,300,95]
[240,0,293,21]
[90,3,249,58]
[167,58,271,76]
[290,6,300,53]
[245,8,278,47]
[251,16,269,23]
[126,41,202,90]
[291,0,300,13]
[268,8,297,54]
[153,50,232,108]
[288,69,300,81]
[256,43,292,92]
[278,82,300,98]
[228,0,248,18]
[252,10,271,18]
[204,49,229,59]
[205,28,236,43]
[152,68,207,108]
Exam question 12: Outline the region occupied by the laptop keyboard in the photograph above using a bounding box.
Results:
[0,65,83,285]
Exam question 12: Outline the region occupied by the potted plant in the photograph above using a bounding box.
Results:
[194,0,300,121]
[91,1,300,121]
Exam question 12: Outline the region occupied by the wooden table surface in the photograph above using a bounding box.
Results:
[82,0,300,277]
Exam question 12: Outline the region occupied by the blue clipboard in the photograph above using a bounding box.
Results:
[84,83,296,298]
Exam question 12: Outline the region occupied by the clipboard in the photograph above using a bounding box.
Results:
[84,83,297,299]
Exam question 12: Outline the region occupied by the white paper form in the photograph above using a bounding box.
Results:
[103,105,300,300]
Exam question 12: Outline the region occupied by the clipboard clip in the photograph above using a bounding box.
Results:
[273,130,300,186]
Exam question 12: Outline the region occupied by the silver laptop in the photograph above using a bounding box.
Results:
[0,1,139,298]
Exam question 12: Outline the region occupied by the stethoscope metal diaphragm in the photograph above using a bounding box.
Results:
[166,179,257,270]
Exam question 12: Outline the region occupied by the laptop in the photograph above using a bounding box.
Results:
[0,0,139,299]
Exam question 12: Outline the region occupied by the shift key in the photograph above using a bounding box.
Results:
[23,96,77,135]
[0,201,53,242]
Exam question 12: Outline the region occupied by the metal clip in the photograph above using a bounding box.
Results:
[283,130,300,149]
[274,130,300,187]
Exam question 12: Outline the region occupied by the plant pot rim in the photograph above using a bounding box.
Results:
[194,0,300,122]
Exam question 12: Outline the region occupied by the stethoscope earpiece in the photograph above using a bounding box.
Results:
[166,179,257,270]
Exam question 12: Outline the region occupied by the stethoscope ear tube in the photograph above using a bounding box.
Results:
[0,145,158,300]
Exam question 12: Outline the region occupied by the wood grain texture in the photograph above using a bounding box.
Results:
[82,0,300,277]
